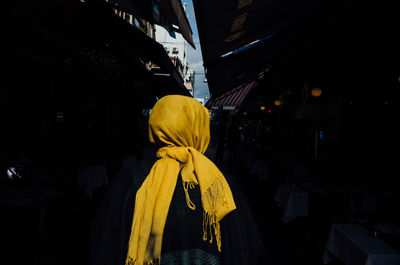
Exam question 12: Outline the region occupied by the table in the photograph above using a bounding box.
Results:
[323,224,400,265]
[274,184,309,223]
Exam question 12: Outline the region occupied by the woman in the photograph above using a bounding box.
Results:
[90,95,265,265]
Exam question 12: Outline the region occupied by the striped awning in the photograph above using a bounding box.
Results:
[205,81,257,110]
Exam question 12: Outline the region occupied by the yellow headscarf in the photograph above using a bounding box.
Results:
[125,95,236,265]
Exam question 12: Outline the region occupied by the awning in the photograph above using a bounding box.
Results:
[193,0,400,97]
[107,0,195,48]
[192,0,326,95]
[205,81,257,110]
[192,0,333,67]
[79,1,190,96]
[158,0,195,48]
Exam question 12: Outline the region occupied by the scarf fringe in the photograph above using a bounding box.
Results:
[203,210,222,252]
[183,177,226,252]
[201,177,226,252]
[126,256,135,265]
[183,181,196,210]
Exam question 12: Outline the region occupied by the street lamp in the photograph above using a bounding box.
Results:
[311,87,322,97]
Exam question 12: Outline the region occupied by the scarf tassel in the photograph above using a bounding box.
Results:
[201,177,226,252]
[183,181,196,210]
[203,211,222,252]
[184,177,225,252]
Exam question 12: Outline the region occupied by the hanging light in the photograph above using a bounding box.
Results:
[260,105,266,111]
[311,87,322,97]
[274,99,281,106]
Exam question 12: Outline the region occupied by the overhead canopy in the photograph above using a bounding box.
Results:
[107,0,195,48]
[193,0,334,66]
[159,0,195,48]
[205,81,257,110]
[81,0,190,96]
[110,12,187,92]
[97,0,191,96]
[4,0,191,98]
[193,0,400,96]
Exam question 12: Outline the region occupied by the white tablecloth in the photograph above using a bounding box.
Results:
[323,224,400,265]
[274,184,309,223]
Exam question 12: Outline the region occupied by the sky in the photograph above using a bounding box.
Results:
[183,1,210,100]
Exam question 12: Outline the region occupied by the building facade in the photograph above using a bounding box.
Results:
[185,69,195,96]
[154,3,195,95]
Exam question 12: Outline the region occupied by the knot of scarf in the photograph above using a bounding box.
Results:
[157,146,199,210]
[157,146,191,162]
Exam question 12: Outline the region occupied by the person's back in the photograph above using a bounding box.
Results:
[90,95,265,265]
[91,168,265,265]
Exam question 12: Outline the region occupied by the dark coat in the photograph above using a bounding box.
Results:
[90,157,266,265]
